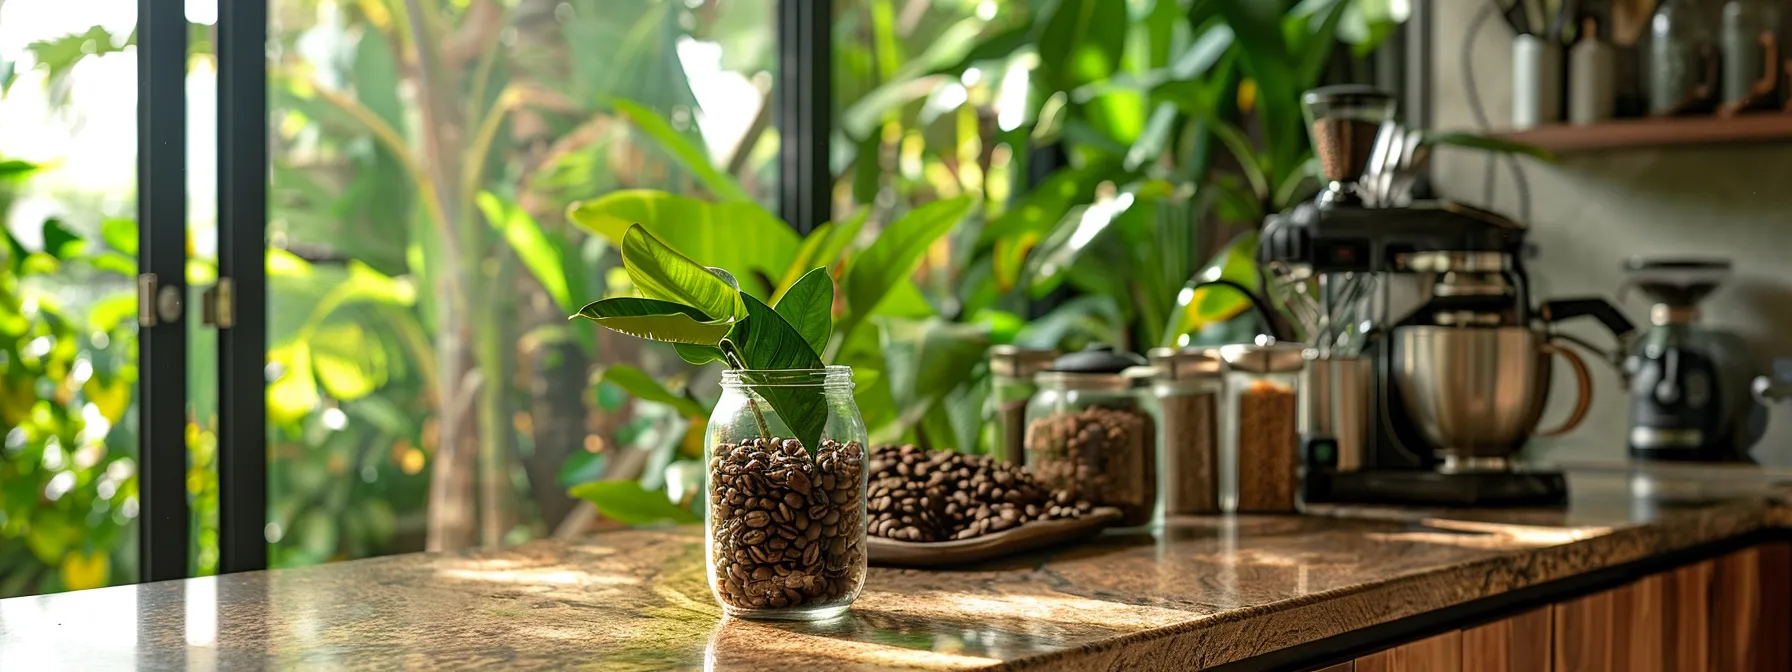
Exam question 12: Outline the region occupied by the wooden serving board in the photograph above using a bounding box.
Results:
[867,507,1123,568]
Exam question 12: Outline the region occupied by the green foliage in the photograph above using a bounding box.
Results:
[0,211,140,596]
[569,480,701,525]
[773,268,834,357]
[573,223,833,452]
[611,99,754,203]
[567,190,797,298]
[596,365,708,420]
[837,196,974,347]
[619,226,745,322]
[575,297,737,345]
[727,294,828,450]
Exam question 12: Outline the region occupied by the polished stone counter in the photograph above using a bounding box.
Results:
[5,466,1791,671]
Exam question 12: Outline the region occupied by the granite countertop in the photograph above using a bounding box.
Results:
[4,466,1791,671]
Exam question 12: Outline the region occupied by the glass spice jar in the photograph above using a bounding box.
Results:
[985,346,1057,465]
[1149,347,1223,517]
[705,367,868,621]
[1023,346,1157,527]
[1218,343,1305,513]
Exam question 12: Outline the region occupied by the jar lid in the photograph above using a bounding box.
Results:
[1148,347,1222,380]
[1218,342,1307,373]
[989,345,1057,378]
[1050,344,1146,374]
[1035,345,1150,391]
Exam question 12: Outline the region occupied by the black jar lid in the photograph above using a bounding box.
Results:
[1036,345,1151,391]
[1049,344,1147,373]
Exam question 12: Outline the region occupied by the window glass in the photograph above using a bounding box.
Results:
[266,0,778,564]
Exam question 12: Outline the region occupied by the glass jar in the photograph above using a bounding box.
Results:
[1023,346,1157,527]
[1721,0,1787,108]
[705,367,867,621]
[984,346,1056,465]
[1649,0,1720,115]
[1218,344,1305,513]
[1150,347,1223,517]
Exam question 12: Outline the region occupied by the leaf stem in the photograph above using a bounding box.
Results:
[721,339,774,440]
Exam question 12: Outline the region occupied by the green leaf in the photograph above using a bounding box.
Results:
[477,192,572,313]
[100,218,136,255]
[928,22,1035,76]
[612,99,753,203]
[567,190,799,298]
[40,219,82,259]
[1215,0,1301,178]
[773,268,833,358]
[599,364,708,419]
[620,224,744,322]
[839,196,974,343]
[878,317,990,436]
[575,297,735,345]
[674,343,725,365]
[1292,0,1351,87]
[568,479,700,526]
[730,294,827,451]
[1036,0,1129,91]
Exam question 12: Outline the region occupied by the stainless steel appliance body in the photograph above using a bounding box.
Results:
[1392,326,1592,470]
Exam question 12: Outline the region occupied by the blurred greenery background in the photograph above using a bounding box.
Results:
[0,0,1410,597]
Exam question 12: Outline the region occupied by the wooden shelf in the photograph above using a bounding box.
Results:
[1494,114,1792,153]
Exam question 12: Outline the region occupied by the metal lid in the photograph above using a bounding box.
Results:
[989,345,1056,378]
[1148,347,1222,381]
[1218,342,1307,374]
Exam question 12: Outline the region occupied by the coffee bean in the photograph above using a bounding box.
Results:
[709,437,866,614]
[862,444,1091,544]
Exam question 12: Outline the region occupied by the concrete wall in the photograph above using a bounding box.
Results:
[1428,2,1792,466]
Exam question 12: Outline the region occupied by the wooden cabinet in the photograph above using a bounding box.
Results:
[1328,543,1789,672]
[1462,607,1551,672]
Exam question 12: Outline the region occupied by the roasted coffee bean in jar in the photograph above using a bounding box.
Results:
[1023,346,1157,527]
[1217,343,1305,513]
[706,367,868,621]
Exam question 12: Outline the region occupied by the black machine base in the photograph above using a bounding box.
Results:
[1303,469,1569,507]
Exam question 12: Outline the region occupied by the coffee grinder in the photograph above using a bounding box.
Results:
[1263,86,1634,507]
[1623,258,1755,462]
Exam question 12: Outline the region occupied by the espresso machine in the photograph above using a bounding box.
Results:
[1266,86,1634,507]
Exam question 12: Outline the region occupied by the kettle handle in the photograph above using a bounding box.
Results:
[1537,342,1594,438]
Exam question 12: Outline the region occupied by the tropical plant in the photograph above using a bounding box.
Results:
[568,178,986,454]
[0,159,143,596]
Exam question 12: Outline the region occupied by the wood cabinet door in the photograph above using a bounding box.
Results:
[1710,543,1792,672]
[1356,631,1462,672]
[1554,587,1614,672]
[1462,607,1552,672]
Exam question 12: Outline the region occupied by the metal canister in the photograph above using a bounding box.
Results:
[1300,355,1372,474]
[1149,347,1223,516]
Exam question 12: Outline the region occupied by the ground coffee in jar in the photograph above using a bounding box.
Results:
[1150,347,1222,516]
[986,346,1056,466]
[1218,343,1305,513]
[1023,346,1157,527]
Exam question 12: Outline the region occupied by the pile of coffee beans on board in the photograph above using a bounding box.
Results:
[709,437,866,612]
[866,444,1093,542]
